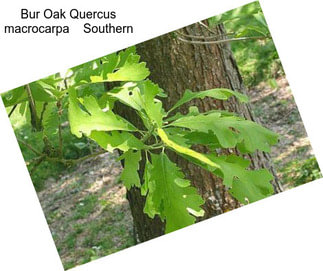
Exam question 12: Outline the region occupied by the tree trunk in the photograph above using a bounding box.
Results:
[115,22,283,242]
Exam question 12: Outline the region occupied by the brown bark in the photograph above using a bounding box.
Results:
[114,22,282,242]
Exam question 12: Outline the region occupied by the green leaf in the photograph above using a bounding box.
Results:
[29,82,57,103]
[37,78,63,99]
[176,153,274,204]
[108,80,165,127]
[2,81,57,107]
[253,12,268,28]
[120,150,142,189]
[184,131,221,149]
[157,128,219,172]
[70,49,138,86]
[163,128,192,148]
[144,153,205,233]
[2,86,25,107]
[108,82,144,112]
[68,88,136,138]
[39,75,64,89]
[71,60,100,86]
[89,130,145,152]
[105,53,150,82]
[208,1,262,28]
[141,158,152,196]
[169,113,278,153]
[229,169,274,204]
[206,155,275,204]
[141,82,165,127]
[168,88,248,113]
[165,106,236,122]
[101,52,120,75]
[117,46,136,68]
[42,103,59,137]
[208,2,261,26]
[18,101,28,116]
[243,25,268,36]
[157,128,220,169]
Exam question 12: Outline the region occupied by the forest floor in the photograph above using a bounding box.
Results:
[248,76,319,188]
[37,152,135,270]
[36,76,320,270]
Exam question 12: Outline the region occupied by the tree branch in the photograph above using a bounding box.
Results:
[17,139,42,156]
[57,100,63,157]
[25,84,42,131]
[8,104,18,118]
[39,102,48,125]
[29,155,46,175]
[198,21,217,35]
[177,35,270,45]
[45,149,106,166]
[176,30,235,40]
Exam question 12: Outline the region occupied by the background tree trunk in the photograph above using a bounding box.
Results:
[114,22,283,242]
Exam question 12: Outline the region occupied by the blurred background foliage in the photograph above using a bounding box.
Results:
[6,102,93,191]
[209,1,283,87]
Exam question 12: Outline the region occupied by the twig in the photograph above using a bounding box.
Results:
[17,139,42,156]
[176,30,235,40]
[45,149,106,166]
[64,78,68,89]
[24,147,106,177]
[8,104,17,118]
[26,155,46,166]
[25,84,42,131]
[72,150,106,163]
[29,155,46,175]
[141,128,154,143]
[177,35,270,45]
[198,21,217,35]
[39,102,48,124]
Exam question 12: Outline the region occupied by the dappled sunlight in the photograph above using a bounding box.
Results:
[36,152,134,269]
[248,77,319,187]
[275,137,312,163]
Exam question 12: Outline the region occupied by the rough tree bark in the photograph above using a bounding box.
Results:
[114,22,283,243]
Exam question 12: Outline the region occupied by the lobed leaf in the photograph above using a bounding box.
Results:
[120,150,142,189]
[89,130,145,152]
[207,155,274,204]
[143,152,205,233]
[108,80,166,127]
[68,88,136,138]
[169,112,278,153]
[177,153,274,204]
[168,88,248,113]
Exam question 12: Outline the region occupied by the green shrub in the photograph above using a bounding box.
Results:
[281,157,322,187]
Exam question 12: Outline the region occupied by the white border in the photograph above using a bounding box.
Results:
[0,1,322,270]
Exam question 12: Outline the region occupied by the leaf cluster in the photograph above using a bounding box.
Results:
[1,46,279,233]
